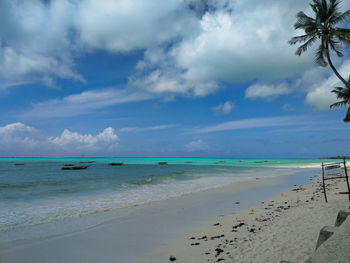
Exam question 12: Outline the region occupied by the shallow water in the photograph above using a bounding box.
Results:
[0,158,325,233]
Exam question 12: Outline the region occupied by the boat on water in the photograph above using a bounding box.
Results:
[61,166,89,170]
[109,162,124,166]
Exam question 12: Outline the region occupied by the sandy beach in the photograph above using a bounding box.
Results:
[157,171,350,263]
[1,167,349,263]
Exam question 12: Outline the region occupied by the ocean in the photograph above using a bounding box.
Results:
[0,158,327,236]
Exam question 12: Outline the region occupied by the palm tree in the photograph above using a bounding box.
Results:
[330,81,350,122]
[289,0,350,88]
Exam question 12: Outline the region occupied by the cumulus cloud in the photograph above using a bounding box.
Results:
[49,127,119,151]
[0,0,84,88]
[304,60,350,111]
[0,123,119,156]
[212,101,234,114]
[0,0,348,102]
[130,0,316,97]
[0,122,41,155]
[245,83,292,100]
[75,0,196,52]
[186,139,209,152]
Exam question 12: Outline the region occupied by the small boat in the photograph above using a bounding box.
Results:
[61,166,89,170]
[109,162,124,166]
[158,162,168,165]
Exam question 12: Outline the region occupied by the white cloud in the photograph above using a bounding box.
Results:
[23,88,153,118]
[0,1,84,87]
[304,60,350,111]
[131,0,315,97]
[190,116,311,134]
[0,122,40,155]
[212,101,234,114]
[119,125,174,133]
[75,0,196,52]
[0,122,120,156]
[186,139,209,152]
[0,122,35,134]
[245,83,292,100]
[49,127,119,151]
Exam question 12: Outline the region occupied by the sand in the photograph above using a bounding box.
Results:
[156,173,350,263]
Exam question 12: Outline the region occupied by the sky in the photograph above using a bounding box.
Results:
[0,0,350,158]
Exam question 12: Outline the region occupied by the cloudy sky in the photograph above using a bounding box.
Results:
[1,0,350,158]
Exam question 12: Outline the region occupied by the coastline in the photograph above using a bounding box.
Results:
[0,168,321,263]
[157,171,349,263]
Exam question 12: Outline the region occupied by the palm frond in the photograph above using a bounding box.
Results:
[330,100,349,108]
[295,36,317,55]
[288,35,313,45]
[294,12,316,30]
[329,9,350,25]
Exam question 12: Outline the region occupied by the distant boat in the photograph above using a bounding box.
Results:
[14,163,24,165]
[158,162,168,165]
[79,161,95,163]
[61,166,89,170]
[63,164,74,166]
[109,162,124,166]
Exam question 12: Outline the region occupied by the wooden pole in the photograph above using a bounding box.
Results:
[322,162,328,203]
[343,157,350,202]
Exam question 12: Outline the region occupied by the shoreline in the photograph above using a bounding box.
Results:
[0,168,325,263]
[157,171,349,263]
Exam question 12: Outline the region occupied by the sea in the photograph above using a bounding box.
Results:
[0,157,329,238]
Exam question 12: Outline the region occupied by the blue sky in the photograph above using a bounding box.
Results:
[0,0,350,158]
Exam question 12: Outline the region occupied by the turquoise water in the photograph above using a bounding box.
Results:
[0,158,326,233]
[0,157,333,167]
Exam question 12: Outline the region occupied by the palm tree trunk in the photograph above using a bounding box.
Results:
[325,42,349,88]
[344,106,350,122]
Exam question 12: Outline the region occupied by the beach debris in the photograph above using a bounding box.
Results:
[217,259,225,262]
[189,237,195,240]
[213,222,221,226]
[169,256,176,261]
[215,248,224,257]
[232,222,245,229]
[234,202,240,204]
[198,236,207,240]
[158,162,168,165]
[109,162,124,166]
[210,235,224,240]
[191,242,200,246]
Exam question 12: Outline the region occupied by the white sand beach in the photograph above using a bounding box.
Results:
[1,168,349,263]
[157,172,349,263]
